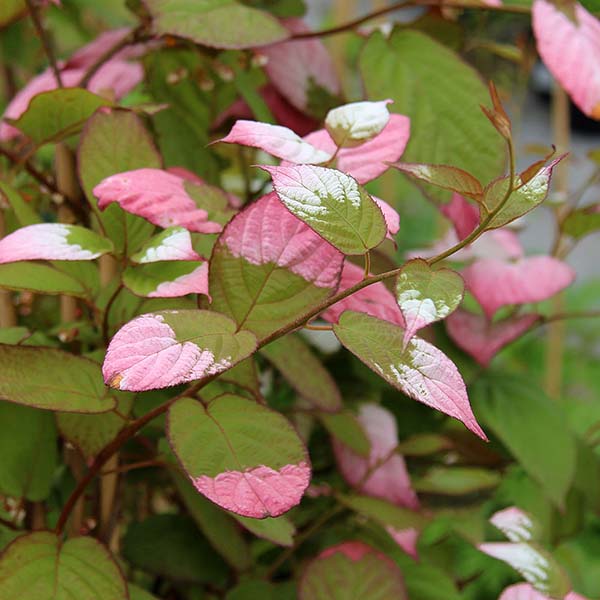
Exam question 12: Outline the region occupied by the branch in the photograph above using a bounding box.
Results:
[0,146,58,193]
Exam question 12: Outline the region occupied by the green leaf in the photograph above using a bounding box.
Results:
[261,335,341,412]
[0,402,57,501]
[0,0,24,28]
[413,466,500,495]
[168,394,310,517]
[562,207,600,240]
[184,181,237,226]
[0,532,128,600]
[471,373,577,507]
[0,182,40,226]
[145,0,289,49]
[172,471,251,571]
[360,29,503,202]
[129,584,159,600]
[318,409,371,457]
[402,563,461,600]
[396,433,451,456]
[0,345,113,412]
[339,494,429,531]
[241,0,305,17]
[78,108,160,255]
[7,89,112,146]
[122,514,229,585]
[233,514,295,546]
[391,162,484,200]
[0,261,92,297]
[122,261,208,297]
[56,392,134,458]
[265,164,387,255]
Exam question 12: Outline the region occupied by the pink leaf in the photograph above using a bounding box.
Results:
[192,462,311,518]
[259,18,340,113]
[147,263,209,298]
[93,168,223,233]
[321,261,404,325]
[441,193,480,240]
[333,403,419,509]
[303,114,411,183]
[532,0,600,119]
[221,192,343,288]
[218,120,332,163]
[319,541,378,562]
[462,256,575,319]
[373,196,400,238]
[500,585,588,600]
[385,526,419,559]
[446,310,539,366]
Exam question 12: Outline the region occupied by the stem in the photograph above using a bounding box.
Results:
[102,277,123,345]
[363,252,371,279]
[0,146,59,194]
[0,211,17,327]
[25,0,63,88]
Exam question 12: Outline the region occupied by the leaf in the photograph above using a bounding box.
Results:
[413,466,500,495]
[130,227,201,263]
[333,311,486,439]
[94,168,223,234]
[483,156,565,229]
[391,162,483,200]
[446,310,540,367]
[209,193,343,341]
[471,374,577,507]
[145,0,289,49]
[0,532,128,600]
[168,394,310,517]
[122,514,229,585]
[395,259,464,344]
[0,224,113,264]
[0,0,25,28]
[172,471,251,571]
[479,543,570,599]
[302,114,410,184]
[129,584,159,600]
[0,345,113,412]
[261,334,341,412]
[122,261,209,298]
[532,0,600,119]
[333,403,419,508]
[56,393,134,459]
[0,181,40,226]
[325,100,392,148]
[103,310,256,392]
[219,120,331,163]
[360,29,503,201]
[339,494,428,531]
[233,514,295,546]
[462,257,574,319]
[318,409,370,457]
[78,108,161,255]
[441,193,479,240]
[0,262,92,297]
[299,541,408,600]
[499,584,588,600]
[227,580,293,600]
[263,164,387,255]
[490,507,541,543]
[6,88,112,146]
[0,402,57,501]
[562,207,600,240]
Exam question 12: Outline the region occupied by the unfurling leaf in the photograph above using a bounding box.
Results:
[94,168,223,234]
[391,162,483,201]
[395,259,464,344]
[299,541,408,600]
[123,261,209,298]
[481,81,512,140]
[103,310,256,391]
[263,164,387,255]
[324,100,392,148]
[0,345,113,412]
[168,394,310,518]
[0,532,128,600]
[209,193,343,341]
[333,311,486,439]
[0,223,112,264]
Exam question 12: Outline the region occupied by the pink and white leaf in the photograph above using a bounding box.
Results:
[500,584,588,600]
[490,507,538,543]
[333,403,419,509]
[147,263,209,298]
[0,223,112,264]
[446,310,539,366]
[131,227,201,263]
[462,256,575,319]
[322,261,404,326]
[93,168,223,233]
[373,196,400,238]
[325,99,392,148]
[532,0,600,119]
[218,120,332,163]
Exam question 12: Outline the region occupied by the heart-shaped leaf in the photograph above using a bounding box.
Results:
[396,259,464,344]
[0,345,113,412]
[103,310,256,391]
[0,532,127,600]
[219,120,332,164]
[325,100,392,148]
[123,261,209,298]
[262,164,387,255]
[462,257,574,319]
[209,193,343,341]
[299,541,408,600]
[333,311,485,439]
[0,224,112,264]
[131,227,201,263]
[168,394,310,518]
